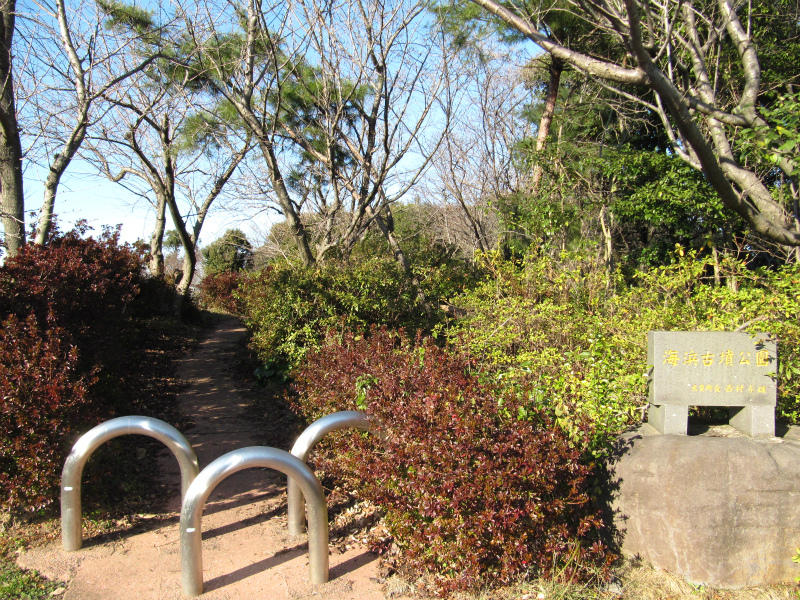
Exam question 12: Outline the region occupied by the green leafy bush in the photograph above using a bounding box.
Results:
[438,250,637,453]
[442,249,800,453]
[201,228,253,276]
[237,257,438,370]
[352,204,483,300]
[290,327,613,594]
[631,254,800,423]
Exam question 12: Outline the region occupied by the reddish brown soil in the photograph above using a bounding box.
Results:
[18,317,409,599]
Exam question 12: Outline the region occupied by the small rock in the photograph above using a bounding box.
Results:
[605,581,623,596]
[50,587,66,596]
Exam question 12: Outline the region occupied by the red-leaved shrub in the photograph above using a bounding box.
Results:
[0,229,142,376]
[0,230,152,514]
[0,313,96,511]
[290,328,613,593]
[198,271,244,314]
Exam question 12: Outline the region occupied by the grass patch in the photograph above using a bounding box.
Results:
[0,559,62,600]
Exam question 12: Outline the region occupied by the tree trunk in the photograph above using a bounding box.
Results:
[34,0,90,246]
[0,134,24,256]
[35,122,88,244]
[0,0,24,257]
[598,204,614,273]
[371,204,412,274]
[158,118,195,317]
[231,98,316,267]
[36,131,87,245]
[370,203,432,314]
[173,246,196,316]
[530,58,563,194]
[257,138,316,267]
[149,194,167,277]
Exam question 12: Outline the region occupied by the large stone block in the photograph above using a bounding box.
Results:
[609,426,800,587]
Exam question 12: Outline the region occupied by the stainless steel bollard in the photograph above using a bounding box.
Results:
[61,416,200,551]
[287,411,372,537]
[180,446,329,597]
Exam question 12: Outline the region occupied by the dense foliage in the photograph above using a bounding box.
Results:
[201,228,253,276]
[0,229,180,514]
[0,313,94,511]
[197,270,244,314]
[290,327,613,593]
[0,229,142,377]
[235,224,800,593]
[236,257,439,370]
[443,249,800,453]
[496,74,748,269]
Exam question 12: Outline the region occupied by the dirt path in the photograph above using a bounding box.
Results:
[18,317,403,600]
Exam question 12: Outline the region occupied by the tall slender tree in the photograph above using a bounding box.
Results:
[88,72,251,310]
[77,1,252,311]
[15,0,160,245]
[0,0,23,256]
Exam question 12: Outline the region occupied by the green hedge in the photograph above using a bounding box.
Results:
[442,249,800,455]
[236,257,439,370]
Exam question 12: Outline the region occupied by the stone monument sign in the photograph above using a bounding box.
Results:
[647,331,777,436]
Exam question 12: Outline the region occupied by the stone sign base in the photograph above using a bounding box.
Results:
[609,425,800,588]
[648,403,775,437]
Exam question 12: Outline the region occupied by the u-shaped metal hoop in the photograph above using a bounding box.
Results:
[180,446,329,596]
[287,411,373,536]
[61,416,200,551]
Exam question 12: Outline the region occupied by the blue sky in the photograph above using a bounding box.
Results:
[22,159,277,248]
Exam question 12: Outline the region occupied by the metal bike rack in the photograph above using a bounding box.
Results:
[180,446,329,596]
[61,416,200,551]
[287,411,373,536]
